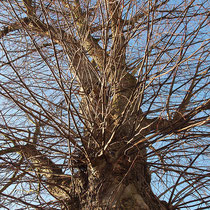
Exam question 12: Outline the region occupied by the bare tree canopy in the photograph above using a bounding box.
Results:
[0,0,209,209]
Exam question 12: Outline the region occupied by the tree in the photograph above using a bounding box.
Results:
[0,0,209,209]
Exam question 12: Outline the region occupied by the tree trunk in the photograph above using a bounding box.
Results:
[75,143,167,210]
[70,110,168,210]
